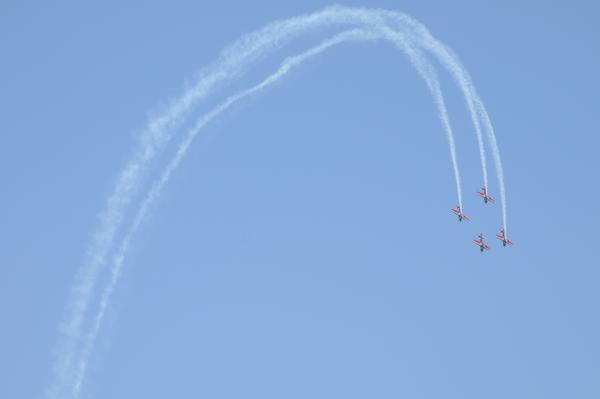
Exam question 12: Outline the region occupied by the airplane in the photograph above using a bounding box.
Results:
[451,205,470,222]
[496,229,513,247]
[477,186,495,204]
[473,233,491,252]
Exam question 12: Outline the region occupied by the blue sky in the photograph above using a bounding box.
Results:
[1,1,599,398]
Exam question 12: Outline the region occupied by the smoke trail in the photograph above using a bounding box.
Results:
[67,29,382,397]
[417,39,506,233]
[67,23,467,397]
[375,24,464,208]
[48,9,422,396]
[49,9,469,398]
[473,95,507,234]
[48,8,397,398]
[380,13,507,230]
[50,6,505,398]
[380,13,490,194]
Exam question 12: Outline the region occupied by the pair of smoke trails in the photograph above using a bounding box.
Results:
[49,6,506,399]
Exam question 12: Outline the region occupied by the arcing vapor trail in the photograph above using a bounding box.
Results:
[50,6,507,399]
[379,13,506,231]
[474,95,507,235]
[68,29,382,397]
[48,9,444,397]
[417,38,506,233]
[67,27,460,397]
[68,26,466,397]
[425,46,506,234]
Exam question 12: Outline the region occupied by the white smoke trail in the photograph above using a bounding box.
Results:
[376,23,464,209]
[380,13,490,195]
[48,8,397,398]
[417,39,506,233]
[50,6,506,398]
[67,23,467,398]
[473,95,507,234]
[380,13,506,229]
[67,29,382,397]
[48,9,422,395]
[49,9,468,397]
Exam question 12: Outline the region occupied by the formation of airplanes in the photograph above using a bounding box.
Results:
[451,187,514,252]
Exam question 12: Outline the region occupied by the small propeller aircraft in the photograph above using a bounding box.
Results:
[473,233,491,252]
[451,205,470,222]
[496,229,513,247]
[477,186,495,204]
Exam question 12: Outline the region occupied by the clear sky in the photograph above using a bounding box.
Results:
[1,1,599,398]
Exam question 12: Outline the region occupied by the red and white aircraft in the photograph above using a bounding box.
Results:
[451,205,470,222]
[473,233,491,252]
[477,187,495,204]
[496,229,513,247]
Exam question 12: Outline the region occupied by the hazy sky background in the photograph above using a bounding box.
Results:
[1,1,599,398]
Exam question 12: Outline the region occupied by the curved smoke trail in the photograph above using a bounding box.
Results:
[380,14,506,231]
[49,6,506,398]
[419,42,506,234]
[69,26,464,397]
